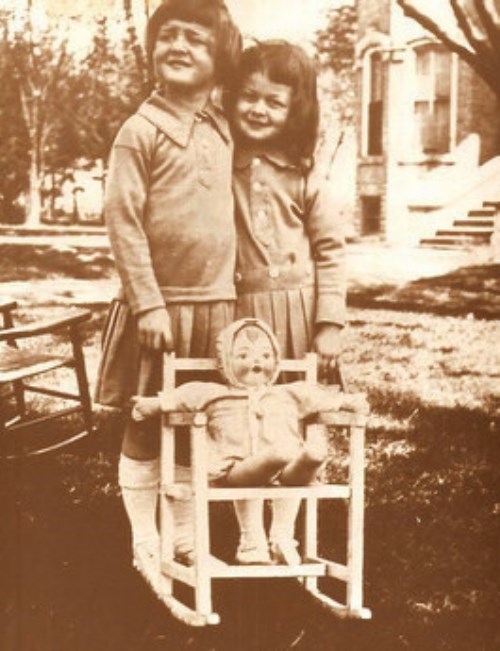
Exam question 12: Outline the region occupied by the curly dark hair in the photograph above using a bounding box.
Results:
[224,40,319,165]
[146,0,242,88]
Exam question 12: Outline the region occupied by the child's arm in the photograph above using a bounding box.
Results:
[303,169,346,363]
[105,120,167,318]
[106,120,174,351]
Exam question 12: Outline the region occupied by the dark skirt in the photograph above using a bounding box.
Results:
[235,287,315,359]
[94,299,235,410]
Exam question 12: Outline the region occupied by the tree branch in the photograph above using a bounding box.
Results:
[397,0,500,95]
[474,0,500,62]
[450,0,489,59]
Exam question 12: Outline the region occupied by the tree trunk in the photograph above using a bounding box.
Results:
[25,158,42,226]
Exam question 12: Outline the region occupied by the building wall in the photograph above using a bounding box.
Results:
[456,64,500,164]
[355,0,500,243]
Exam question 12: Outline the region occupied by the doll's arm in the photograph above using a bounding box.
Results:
[286,383,369,417]
[131,395,162,421]
[131,382,233,421]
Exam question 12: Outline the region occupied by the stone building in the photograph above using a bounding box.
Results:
[355,0,500,244]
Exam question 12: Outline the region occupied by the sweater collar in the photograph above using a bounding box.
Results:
[137,91,230,147]
[233,146,297,171]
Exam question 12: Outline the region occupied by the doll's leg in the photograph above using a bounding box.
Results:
[269,497,302,565]
[226,449,293,565]
[269,434,328,565]
[225,446,293,487]
[233,499,271,565]
[279,430,328,486]
[171,464,195,565]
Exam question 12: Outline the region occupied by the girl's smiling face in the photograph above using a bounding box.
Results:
[234,71,292,145]
[230,326,278,388]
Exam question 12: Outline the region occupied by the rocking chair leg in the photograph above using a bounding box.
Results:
[347,425,366,612]
[70,327,94,438]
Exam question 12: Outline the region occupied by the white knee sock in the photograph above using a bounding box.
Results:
[233,499,267,549]
[118,454,160,548]
[269,497,301,543]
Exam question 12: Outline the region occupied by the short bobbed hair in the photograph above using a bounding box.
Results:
[146,0,242,88]
[225,40,319,165]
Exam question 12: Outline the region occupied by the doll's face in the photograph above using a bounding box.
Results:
[230,326,277,388]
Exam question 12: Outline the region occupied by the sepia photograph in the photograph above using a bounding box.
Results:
[0,0,499,649]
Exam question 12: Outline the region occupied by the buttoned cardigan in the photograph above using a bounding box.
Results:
[232,148,346,327]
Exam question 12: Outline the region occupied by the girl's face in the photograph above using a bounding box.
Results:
[153,19,215,95]
[234,71,292,145]
[230,327,277,388]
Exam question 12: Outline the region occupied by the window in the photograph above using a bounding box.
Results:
[367,51,384,155]
[361,195,382,235]
[414,45,452,154]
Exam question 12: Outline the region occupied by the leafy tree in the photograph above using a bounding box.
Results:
[314,3,356,166]
[8,6,78,225]
[65,16,144,165]
[0,11,29,223]
[397,0,500,100]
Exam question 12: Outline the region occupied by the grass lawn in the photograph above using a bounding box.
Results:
[1,245,499,650]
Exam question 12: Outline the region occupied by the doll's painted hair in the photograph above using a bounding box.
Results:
[146,0,242,88]
[225,40,319,164]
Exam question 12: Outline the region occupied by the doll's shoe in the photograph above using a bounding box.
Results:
[133,539,160,592]
[269,538,301,565]
[235,542,272,565]
[174,549,195,566]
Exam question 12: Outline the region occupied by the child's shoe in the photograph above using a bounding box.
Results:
[133,538,160,592]
[269,538,301,565]
[235,541,272,565]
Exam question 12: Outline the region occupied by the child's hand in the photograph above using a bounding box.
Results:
[137,307,174,351]
[340,393,369,415]
[313,323,343,379]
[131,395,162,421]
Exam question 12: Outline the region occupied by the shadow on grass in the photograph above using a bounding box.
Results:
[1,397,499,651]
[348,264,500,320]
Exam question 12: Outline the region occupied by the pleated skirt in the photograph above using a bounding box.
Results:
[94,299,235,410]
[235,287,315,360]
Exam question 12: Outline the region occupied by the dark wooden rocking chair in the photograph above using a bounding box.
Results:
[0,300,94,458]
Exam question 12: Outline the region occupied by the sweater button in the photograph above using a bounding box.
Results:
[235,272,242,282]
[252,157,262,167]
[268,266,280,279]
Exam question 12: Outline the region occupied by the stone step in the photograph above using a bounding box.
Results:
[468,207,496,218]
[420,236,474,248]
[483,200,500,209]
[453,219,494,228]
[436,228,491,238]
[420,235,488,248]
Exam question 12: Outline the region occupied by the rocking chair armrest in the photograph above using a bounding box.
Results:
[316,410,369,428]
[0,308,91,342]
[164,411,208,427]
[0,300,18,315]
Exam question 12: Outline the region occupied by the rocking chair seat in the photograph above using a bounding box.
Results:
[0,301,95,458]
[0,347,69,383]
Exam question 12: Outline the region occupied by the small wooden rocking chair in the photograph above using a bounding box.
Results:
[0,300,94,458]
[154,352,371,626]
